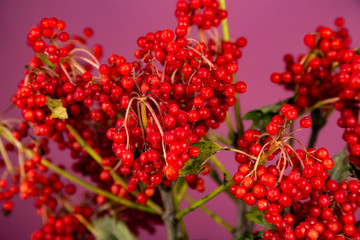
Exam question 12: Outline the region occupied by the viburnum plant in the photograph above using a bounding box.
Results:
[1,0,360,239]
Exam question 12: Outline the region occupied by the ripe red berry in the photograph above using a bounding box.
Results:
[165,165,179,181]
[266,122,279,135]
[300,116,312,128]
[285,108,298,120]
[280,104,292,116]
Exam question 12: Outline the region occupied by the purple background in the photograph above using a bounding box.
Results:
[1,0,360,239]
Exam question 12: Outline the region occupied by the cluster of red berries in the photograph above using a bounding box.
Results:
[280,178,360,240]
[104,0,246,191]
[0,130,98,239]
[3,0,247,238]
[270,18,350,109]
[0,129,51,214]
[175,0,228,30]
[270,18,360,167]
[11,15,117,203]
[31,214,93,240]
[185,167,210,192]
[6,16,164,236]
[0,175,17,214]
[230,104,360,239]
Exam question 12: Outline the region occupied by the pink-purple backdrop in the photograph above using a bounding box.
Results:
[1,0,360,239]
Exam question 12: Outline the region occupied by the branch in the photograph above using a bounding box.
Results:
[176,180,234,219]
[160,187,179,240]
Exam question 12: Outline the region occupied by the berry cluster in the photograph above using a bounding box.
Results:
[104,0,247,190]
[270,18,350,109]
[6,16,163,236]
[3,0,247,238]
[271,19,360,167]
[231,105,360,239]
[31,214,93,240]
[175,0,228,30]
[185,168,210,192]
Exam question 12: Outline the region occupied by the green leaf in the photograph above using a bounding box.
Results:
[92,216,137,240]
[179,141,223,177]
[245,207,272,228]
[46,96,68,119]
[243,98,292,131]
[37,53,55,69]
[328,147,353,182]
[243,111,261,129]
[174,177,187,200]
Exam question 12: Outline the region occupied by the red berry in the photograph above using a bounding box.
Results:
[300,116,312,128]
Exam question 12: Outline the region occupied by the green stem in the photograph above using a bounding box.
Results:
[62,199,99,237]
[178,218,189,240]
[176,181,188,203]
[211,154,250,236]
[259,143,279,165]
[66,124,163,214]
[234,95,244,135]
[211,156,231,179]
[66,124,102,164]
[0,129,158,214]
[41,160,157,214]
[300,50,320,69]
[225,114,235,141]
[222,147,257,161]
[0,137,14,173]
[176,180,234,219]
[208,164,238,202]
[298,97,339,117]
[219,0,229,41]
[289,122,294,147]
[184,194,235,233]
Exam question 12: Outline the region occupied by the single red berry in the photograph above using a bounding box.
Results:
[285,108,298,120]
[300,116,312,128]
[266,122,279,135]
[189,146,199,158]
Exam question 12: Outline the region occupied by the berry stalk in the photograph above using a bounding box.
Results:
[61,199,99,237]
[0,137,14,173]
[219,0,229,41]
[175,180,234,219]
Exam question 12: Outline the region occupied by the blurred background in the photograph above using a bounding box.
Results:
[0,0,360,239]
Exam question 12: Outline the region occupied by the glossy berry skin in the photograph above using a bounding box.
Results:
[300,116,312,128]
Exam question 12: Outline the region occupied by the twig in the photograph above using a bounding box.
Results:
[176,180,234,219]
[184,194,235,233]
[160,187,179,240]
